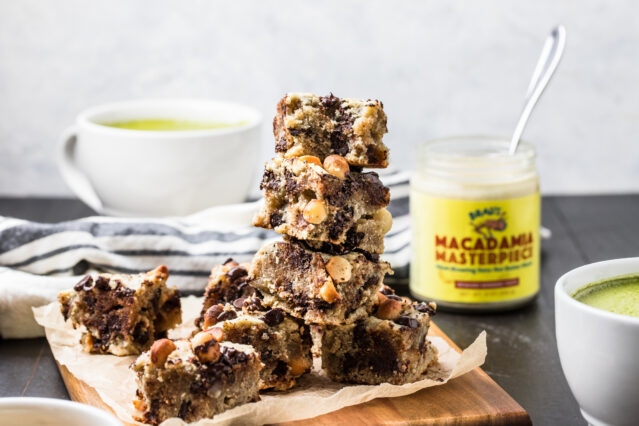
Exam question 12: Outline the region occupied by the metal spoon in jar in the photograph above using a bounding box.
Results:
[509,25,566,155]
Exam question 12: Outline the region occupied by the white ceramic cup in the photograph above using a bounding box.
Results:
[0,397,121,426]
[555,258,639,426]
[57,99,261,217]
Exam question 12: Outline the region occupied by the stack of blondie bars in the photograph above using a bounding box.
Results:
[250,93,438,384]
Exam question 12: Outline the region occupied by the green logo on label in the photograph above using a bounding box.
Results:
[470,208,507,239]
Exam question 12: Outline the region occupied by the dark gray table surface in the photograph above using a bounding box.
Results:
[2,195,638,425]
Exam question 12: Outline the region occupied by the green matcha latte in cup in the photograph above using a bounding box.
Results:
[555,258,639,426]
[57,99,261,216]
[572,273,639,318]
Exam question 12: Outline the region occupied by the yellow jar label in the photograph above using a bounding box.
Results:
[410,191,540,304]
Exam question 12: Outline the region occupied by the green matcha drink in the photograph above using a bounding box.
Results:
[99,119,246,131]
[572,274,639,318]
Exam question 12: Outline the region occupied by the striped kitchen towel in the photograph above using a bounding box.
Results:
[0,172,411,338]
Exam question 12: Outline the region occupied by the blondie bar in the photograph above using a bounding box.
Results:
[274,93,389,167]
[58,266,181,356]
[321,287,438,384]
[253,156,392,254]
[249,240,391,325]
[194,258,255,330]
[201,299,313,390]
[131,336,261,424]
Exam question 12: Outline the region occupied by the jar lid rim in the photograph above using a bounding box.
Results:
[419,135,536,160]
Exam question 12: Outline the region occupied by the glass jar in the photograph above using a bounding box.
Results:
[410,136,540,311]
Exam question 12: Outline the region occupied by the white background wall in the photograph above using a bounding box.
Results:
[0,0,637,196]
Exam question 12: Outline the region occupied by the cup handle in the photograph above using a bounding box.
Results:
[56,126,103,213]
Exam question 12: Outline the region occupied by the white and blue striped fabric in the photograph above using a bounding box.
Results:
[0,172,411,338]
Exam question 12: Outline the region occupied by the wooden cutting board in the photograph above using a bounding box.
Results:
[57,323,530,425]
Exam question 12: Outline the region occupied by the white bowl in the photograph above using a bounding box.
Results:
[555,258,639,426]
[57,99,262,217]
[0,397,121,426]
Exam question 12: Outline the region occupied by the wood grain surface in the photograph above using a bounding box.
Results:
[57,323,530,426]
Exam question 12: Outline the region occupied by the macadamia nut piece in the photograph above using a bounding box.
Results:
[323,155,349,179]
[150,339,176,367]
[325,256,353,283]
[303,199,328,224]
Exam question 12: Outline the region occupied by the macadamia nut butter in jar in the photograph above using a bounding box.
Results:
[410,136,540,311]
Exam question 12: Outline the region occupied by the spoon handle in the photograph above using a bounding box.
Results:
[509,25,566,155]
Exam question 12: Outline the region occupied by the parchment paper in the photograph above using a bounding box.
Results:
[33,297,487,425]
